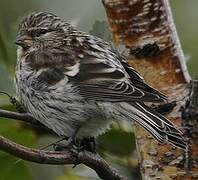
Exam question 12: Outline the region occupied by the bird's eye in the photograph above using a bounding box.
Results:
[40,29,48,35]
[34,29,48,37]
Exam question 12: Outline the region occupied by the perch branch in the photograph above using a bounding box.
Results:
[0,109,126,180]
[0,135,125,180]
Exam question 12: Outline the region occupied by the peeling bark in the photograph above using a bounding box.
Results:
[103,0,198,179]
[182,80,198,170]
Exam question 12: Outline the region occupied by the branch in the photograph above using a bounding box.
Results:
[0,135,125,180]
[0,109,37,124]
[0,109,52,132]
[0,109,126,180]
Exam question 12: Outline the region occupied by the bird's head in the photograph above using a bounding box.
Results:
[15,12,74,68]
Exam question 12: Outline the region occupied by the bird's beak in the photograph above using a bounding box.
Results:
[14,35,32,49]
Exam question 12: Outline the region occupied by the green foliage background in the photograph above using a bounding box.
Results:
[0,0,197,180]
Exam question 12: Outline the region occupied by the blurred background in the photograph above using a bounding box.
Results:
[0,0,197,179]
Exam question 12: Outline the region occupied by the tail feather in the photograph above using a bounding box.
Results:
[119,102,186,149]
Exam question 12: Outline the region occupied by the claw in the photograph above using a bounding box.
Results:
[53,143,68,151]
[53,138,75,151]
[80,137,96,153]
[53,139,82,168]
[53,136,81,151]
[70,148,81,168]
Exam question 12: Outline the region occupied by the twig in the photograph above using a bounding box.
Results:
[0,109,49,130]
[0,109,36,123]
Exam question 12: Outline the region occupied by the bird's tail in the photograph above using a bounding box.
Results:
[118,102,186,149]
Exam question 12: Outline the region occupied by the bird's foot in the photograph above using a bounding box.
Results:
[53,137,96,168]
[53,136,96,153]
[53,136,81,151]
[52,138,82,168]
[80,137,96,153]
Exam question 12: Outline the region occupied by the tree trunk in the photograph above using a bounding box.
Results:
[102,0,198,179]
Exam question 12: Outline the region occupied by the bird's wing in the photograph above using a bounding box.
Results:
[63,32,166,102]
[120,59,167,100]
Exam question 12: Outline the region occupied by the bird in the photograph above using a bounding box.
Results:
[15,12,186,151]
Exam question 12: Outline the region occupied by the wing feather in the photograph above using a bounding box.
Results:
[64,32,166,103]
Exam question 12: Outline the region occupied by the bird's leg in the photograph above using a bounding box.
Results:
[54,136,97,153]
[53,127,85,168]
[72,137,96,168]
[80,137,96,153]
[53,127,80,151]
[89,137,96,153]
